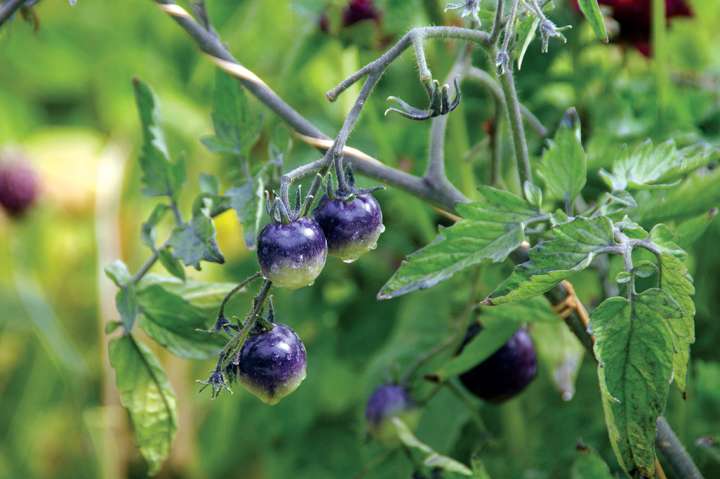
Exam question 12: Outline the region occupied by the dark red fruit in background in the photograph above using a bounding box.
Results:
[342,0,381,27]
[319,0,381,33]
[458,327,537,403]
[573,0,692,56]
[0,155,39,218]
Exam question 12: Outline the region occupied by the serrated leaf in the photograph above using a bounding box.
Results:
[650,225,695,393]
[227,175,265,250]
[158,248,186,281]
[571,447,613,479]
[599,141,718,191]
[132,79,186,198]
[136,284,226,359]
[434,297,556,380]
[379,186,542,300]
[202,69,261,155]
[168,198,225,270]
[577,0,608,42]
[142,204,170,249]
[109,335,177,475]
[538,109,587,205]
[116,285,138,331]
[635,168,720,224]
[391,418,472,476]
[486,216,615,305]
[592,290,679,478]
[105,260,131,287]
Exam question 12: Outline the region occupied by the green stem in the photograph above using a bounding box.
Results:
[497,59,533,194]
[652,0,669,129]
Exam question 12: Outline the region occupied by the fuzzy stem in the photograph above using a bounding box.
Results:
[0,0,24,27]
[497,62,532,193]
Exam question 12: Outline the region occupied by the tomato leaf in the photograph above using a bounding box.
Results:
[485,216,615,305]
[227,174,265,250]
[538,108,587,205]
[599,140,718,191]
[169,196,225,270]
[201,69,262,155]
[136,283,228,359]
[132,78,186,199]
[592,290,679,477]
[109,335,177,475]
[577,0,608,42]
[378,186,542,300]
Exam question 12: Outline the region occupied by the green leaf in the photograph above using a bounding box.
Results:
[517,17,539,70]
[116,285,138,331]
[109,335,177,475]
[650,225,695,393]
[158,248,186,281]
[599,140,718,191]
[471,456,492,479]
[486,216,615,305]
[533,319,585,401]
[391,418,473,476]
[142,204,170,249]
[433,297,556,380]
[577,0,608,42]
[635,168,720,224]
[227,175,265,250]
[168,197,225,270]
[199,173,220,196]
[592,290,679,477]
[201,69,261,155]
[132,79,186,199]
[571,447,613,479]
[139,275,239,311]
[538,108,587,205]
[674,209,718,249]
[136,284,226,360]
[105,260,131,287]
[523,180,543,209]
[378,186,542,300]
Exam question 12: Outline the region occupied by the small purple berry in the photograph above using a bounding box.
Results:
[227,323,307,405]
[257,217,327,289]
[0,156,39,218]
[313,193,384,263]
[365,384,419,441]
[458,327,537,403]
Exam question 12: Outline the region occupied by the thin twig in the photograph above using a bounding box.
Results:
[0,0,24,28]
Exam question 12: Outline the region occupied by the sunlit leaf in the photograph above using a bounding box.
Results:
[577,0,608,42]
[109,334,177,475]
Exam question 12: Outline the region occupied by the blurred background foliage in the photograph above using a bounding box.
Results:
[1,0,720,478]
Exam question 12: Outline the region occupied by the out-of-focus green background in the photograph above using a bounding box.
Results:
[2,1,720,478]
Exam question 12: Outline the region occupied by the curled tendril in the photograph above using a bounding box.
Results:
[384,78,461,121]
